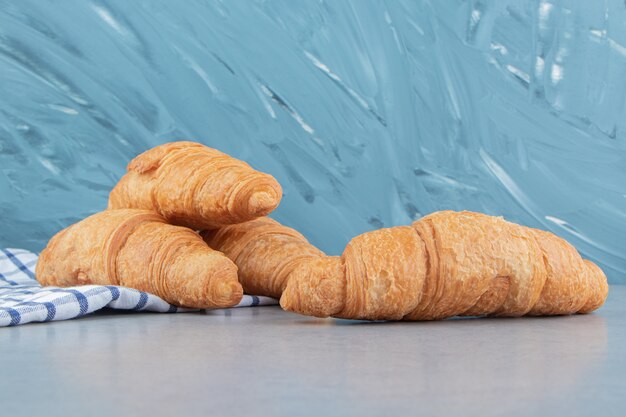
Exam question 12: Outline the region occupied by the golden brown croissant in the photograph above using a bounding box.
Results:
[36,209,243,308]
[202,217,325,299]
[109,141,282,230]
[204,211,608,320]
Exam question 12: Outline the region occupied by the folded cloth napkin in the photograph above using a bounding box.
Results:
[0,248,277,327]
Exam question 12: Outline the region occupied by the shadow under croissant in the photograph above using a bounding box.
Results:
[286,310,604,326]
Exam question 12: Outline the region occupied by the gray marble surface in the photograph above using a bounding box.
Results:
[2,286,624,417]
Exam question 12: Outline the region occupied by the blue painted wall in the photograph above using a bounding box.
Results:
[0,1,624,282]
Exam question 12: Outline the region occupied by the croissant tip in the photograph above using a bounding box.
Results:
[210,279,244,308]
[278,291,296,313]
[247,190,279,215]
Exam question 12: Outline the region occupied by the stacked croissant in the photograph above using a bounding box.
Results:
[37,141,609,320]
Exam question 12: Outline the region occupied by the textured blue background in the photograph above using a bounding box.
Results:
[0,1,624,282]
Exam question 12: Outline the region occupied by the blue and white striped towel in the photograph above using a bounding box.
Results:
[0,248,277,327]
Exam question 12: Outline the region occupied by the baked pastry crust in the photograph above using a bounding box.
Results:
[202,217,324,299]
[109,141,282,230]
[205,211,608,320]
[36,209,242,308]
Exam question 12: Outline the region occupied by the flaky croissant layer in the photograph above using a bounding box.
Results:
[36,209,243,308]
[205,211,608,321]
[109,141,282,230]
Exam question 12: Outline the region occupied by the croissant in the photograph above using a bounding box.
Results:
[204,211,608,320]
[202,217,325,299]
[109,141,282,230]
[36,209,243,308]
